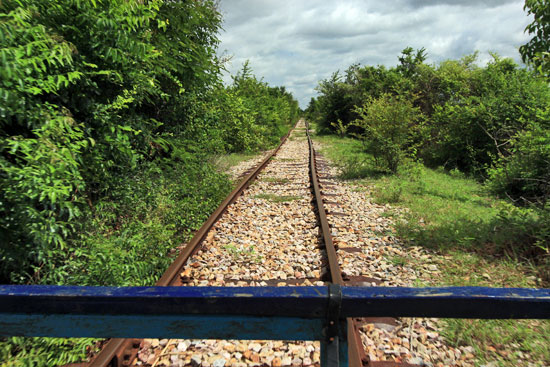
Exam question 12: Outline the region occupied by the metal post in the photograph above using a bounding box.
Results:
[321,320,348,367]
[321,284,349,367]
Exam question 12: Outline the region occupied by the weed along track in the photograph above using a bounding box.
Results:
[90,120,465,367]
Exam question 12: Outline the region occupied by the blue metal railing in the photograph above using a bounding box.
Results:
[1,284,549,366]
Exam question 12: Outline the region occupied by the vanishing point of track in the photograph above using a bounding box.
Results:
[89,120,409,367]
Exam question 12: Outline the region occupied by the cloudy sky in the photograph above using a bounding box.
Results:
[217,0,533,108]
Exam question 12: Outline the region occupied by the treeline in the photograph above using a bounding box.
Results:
[306,47,550,256]
[307,48,550,203]
[0,0,299,285]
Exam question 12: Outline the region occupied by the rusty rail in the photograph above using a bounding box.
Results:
[91,120,368,367]
[305,122,366,367]
[89,123,296,367]
[305,122,419,367]
[21,121,549,366]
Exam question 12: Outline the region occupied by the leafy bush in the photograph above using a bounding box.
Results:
[520,0,550,77]
[226,62,299,151]
[353,94,422,172]
[492,204,550,258]
[0,1,299,284]
[0,337,96,367]
[426,55,550,176]
[488,117,550,206]
[1,1,300,364]
[311,47,550,266]
[337,155,371,179]
[374,182,403,203]
[307,48,424,134]
[46,157,230,286]
[0,0,224,282]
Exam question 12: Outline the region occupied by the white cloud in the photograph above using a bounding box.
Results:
[218,0,532,108]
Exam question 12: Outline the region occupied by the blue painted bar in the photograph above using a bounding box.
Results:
[0,284,548,367]
[0,285,327,318]
[0,285,549,340]
[0,314,323,340]
[342,286,550,319]
[0,285,548,320]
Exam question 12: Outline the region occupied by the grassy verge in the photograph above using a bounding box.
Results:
[315,133,550,367]
[0,154,233,366]
[209,152,260,174]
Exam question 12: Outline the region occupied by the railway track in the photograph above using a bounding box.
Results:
[88,120,415,367]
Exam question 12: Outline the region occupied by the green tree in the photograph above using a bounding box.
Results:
[520,0,550,77]
[0,0,224,283]
[353,94,422,172]
[424,55,549,175]
[488,117,550,205]
[397,46,427,77]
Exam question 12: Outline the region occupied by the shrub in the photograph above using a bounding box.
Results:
[492,204,550,258]
[375,182,403,204]
[353,94,422,172]
[0,0,224,282]
[488,118,550,206]
[337,155,371,179]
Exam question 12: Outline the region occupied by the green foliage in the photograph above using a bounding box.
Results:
[375,181,403,204]
[442,318,550,366]
[520,0,550,77]
[318,134,550,273]
[0,337,96,367]
[319,133,550,366]
[311,134,375,179]
[185,61,298,155]
[209,152,258,174]
[312,45,550,209]
[312,71,357,133]
[493,204,550,259]
[313,39,550,366]
[32,155,231,287]
[308,47,425,134]
[0,0,299,285]
[396,46,427,77]
[0,0,226,283]
[488,114,550,205]
[312,45,550,285]
[226,61,299,151]
[426,55,550,176]
[0,1,299,364]
[353,94,423,172]
[337,154,372,179]
[223,243,262,263]
[1,112,88,282]
[330,119,348,137]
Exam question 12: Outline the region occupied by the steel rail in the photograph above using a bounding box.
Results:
[89,123,297,367]
[305,122,365,367]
